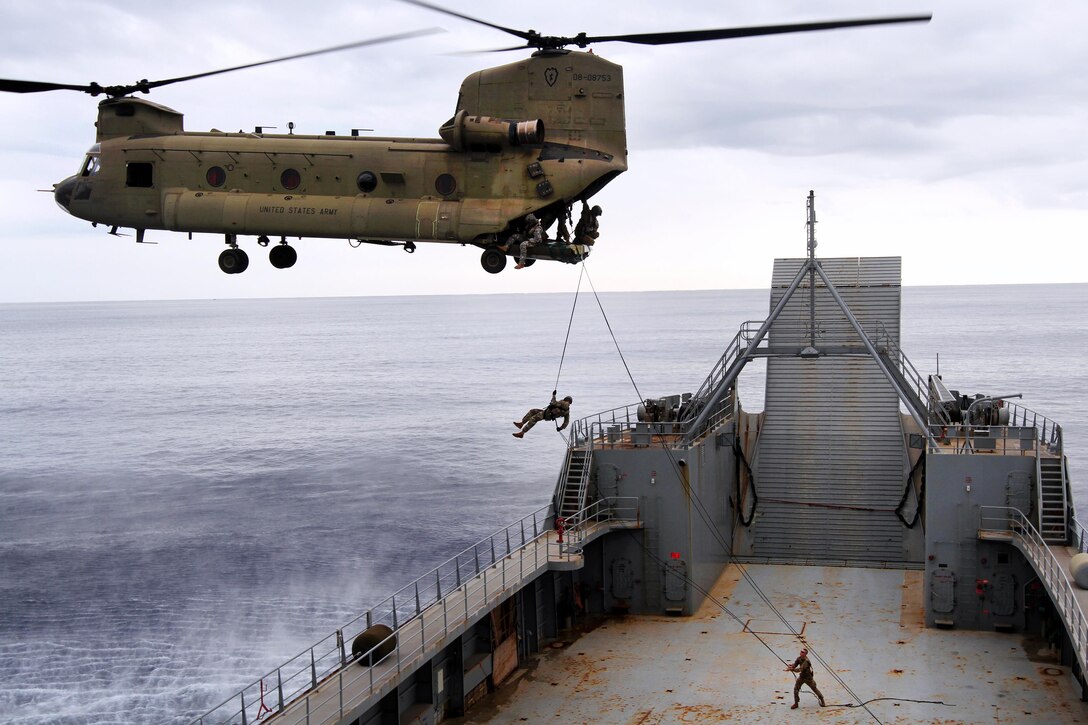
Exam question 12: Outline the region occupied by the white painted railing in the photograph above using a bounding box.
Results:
[978,506,1087,678]
[191,497,639,725]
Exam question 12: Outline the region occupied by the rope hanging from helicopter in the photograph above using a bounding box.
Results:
[553,263,585,395]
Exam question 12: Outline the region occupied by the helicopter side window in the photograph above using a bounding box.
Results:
[80,155,100,177]
[126,162,154,188]
[435,173,457,196]
[357,171,378,193]
[280,168,301,191]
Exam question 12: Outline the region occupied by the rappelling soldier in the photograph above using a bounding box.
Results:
[573,201,602,246]
[785,647,825,709]
[513,390,572,438]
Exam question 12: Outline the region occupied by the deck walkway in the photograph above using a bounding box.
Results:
[265,517,640,725]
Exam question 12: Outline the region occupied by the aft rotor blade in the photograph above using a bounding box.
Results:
[583,16,932,47]
[0,28,441,97]
[397,0,536,42]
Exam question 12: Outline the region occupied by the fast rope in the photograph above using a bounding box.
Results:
[581,261,646,403]
[554,263,585,392]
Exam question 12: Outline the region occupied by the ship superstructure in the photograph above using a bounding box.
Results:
[193,193,1088,724]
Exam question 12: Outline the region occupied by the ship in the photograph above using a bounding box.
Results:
[190,192,1088,724]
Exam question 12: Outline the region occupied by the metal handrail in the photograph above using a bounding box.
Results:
[191,498,640,725]
[868,321,935,420]
[1004,401,1064,455]
[1073,518,1088,554]
[978,506,1088,679]
[570,401,644,447]
[191,505,550,725]
[262,496,639,725]
[931,402,1064,457]
[686,321,762,408]
[560,496,641,550]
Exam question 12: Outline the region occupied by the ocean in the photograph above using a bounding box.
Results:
[1,283,1086,724]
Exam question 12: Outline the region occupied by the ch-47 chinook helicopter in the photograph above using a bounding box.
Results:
[2,2,929,276]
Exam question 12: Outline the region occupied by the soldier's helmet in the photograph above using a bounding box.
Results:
[563,395,573,403]
[526,213,538,223]
[591,205,602,215]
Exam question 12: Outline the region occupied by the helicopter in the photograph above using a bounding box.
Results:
[2,2,930,276]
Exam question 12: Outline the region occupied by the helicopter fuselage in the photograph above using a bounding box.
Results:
[53,50,628,274]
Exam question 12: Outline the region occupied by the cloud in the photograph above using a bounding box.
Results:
[2,0,1087,302]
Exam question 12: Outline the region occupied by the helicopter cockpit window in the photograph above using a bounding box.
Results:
[126,162,153,188]
[280,168,301,190]
[80,155,100,177]
[435,173,457,196]
[357,171,378,193]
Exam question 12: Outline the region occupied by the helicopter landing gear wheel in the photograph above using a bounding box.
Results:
[218,248,249,274]
[269,243,297,269]
[481,247,507,274]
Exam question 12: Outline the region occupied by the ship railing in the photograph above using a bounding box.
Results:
[191,504,551,725]
[570,401,645,448]
[1071,517,1088,554]
[557,495,641,554]
[978,506,1088,678]
[686,321,762,406]
[929,402,1063,456]
[868,321,947,425]
[189,497,642,725]
[570,399,735,451]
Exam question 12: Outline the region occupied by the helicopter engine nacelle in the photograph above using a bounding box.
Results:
[439,110,544,152]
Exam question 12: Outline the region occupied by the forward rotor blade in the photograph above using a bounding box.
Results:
[142,28,444,92]
[0,79,98,94]
[0,28,441,97]
[582,16,932,47]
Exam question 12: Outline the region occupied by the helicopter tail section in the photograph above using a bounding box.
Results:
[456,49,627,186]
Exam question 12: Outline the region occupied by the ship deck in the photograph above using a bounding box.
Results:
[452,563,1088,724]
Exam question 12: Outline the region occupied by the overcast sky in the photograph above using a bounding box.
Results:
[1,0,1085,302]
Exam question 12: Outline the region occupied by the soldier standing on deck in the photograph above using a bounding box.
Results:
[786,647,825,709]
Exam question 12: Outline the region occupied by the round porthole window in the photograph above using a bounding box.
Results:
[435,173,457,196]
[206,166,226,188]
[280,168,301,190]
[357,171,378,193]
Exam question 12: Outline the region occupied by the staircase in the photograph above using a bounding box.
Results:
[1038,457,1067,544]
[556,448,592,521]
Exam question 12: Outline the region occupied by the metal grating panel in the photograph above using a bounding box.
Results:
[751,257,909,564]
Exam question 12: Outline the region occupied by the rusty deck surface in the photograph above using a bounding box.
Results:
[452,563,1088,724]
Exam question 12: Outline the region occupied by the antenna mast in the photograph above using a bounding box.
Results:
[806,190,817,350]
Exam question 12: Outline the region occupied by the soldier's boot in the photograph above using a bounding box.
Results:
[819,699,826,707]
[514,420,523,427]
[513,431,525,438]
[791,703,799,709]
